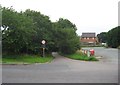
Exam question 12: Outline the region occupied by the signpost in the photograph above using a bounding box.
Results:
[41,40,46,57]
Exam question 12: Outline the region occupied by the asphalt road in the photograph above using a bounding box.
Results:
[82,47,118,64]
[2,47,118,83]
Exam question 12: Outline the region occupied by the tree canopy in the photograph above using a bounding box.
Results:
[2,7,80,55]
[107,26,120,48]
[97,32,107,43]
[97,26,120,48]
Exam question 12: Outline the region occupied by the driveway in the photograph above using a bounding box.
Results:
[2,47,118,83]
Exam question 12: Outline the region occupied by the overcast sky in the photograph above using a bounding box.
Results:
[1,0,119,35]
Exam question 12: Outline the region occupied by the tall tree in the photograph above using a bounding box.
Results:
[2,7,35,54]
[107,26,120,48]
[97,32,107,43]
[2,7,80,55]
[52,18,80,54]
[23,9,53,53]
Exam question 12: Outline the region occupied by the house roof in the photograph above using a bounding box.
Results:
[81,32,96,38]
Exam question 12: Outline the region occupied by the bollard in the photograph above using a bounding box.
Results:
[87,50,90,57]
[84,50,87,54]
[90,49,95,56]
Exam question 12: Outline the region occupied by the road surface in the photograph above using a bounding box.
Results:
[82,47,118,63]
[2,47,118,83]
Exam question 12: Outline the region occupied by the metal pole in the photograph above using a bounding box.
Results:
[43,48,45,57]
[41,40,46,57]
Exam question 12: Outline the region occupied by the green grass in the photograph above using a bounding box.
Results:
[66,51,98,61]
[2,54,54,64]
[0,58,2,64]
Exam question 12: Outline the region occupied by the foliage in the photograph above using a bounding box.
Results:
[97,26,120,48]
[54,18,77,30]
[97,32,107,43]
[107,26,120,48]
[2,7,35,54]
[23,9,53,54]
[52,18,80,54]
[2,6,80,55]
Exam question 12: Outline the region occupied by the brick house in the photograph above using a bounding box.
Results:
[80,32,98,46]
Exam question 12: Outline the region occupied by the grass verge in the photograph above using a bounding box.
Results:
[65,51,98,61]
[2,54,54,64]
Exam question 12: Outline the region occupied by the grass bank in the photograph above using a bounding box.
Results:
[2,54,54,64]
[65,51,98,61]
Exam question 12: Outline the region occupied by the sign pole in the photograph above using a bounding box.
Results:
[43,47,45,57]
[41,40,46,57]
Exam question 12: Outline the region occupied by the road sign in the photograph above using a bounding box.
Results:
[42,40,46,44]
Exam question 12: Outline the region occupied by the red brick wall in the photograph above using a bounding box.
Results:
[80,37,97,43]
